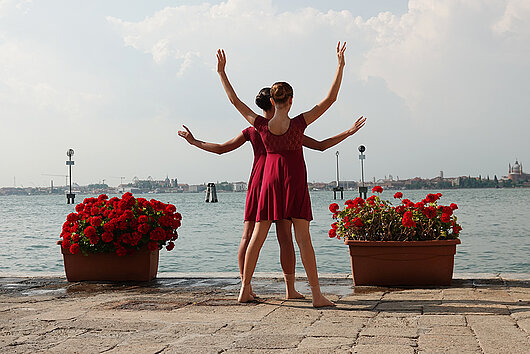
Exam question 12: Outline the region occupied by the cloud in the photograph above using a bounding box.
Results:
[493,0,530,38]
[2,0,529,186]
[103,0,530,181]
[106,0,366,78]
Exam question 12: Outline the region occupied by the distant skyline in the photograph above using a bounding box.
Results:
[1,0,529,188]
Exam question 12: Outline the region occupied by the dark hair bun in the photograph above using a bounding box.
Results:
[255,87,272,111]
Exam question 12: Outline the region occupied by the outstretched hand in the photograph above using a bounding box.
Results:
[216,49,226,73]
[177,125,196,145]
[348,116,366,135]
[336,41,346,67]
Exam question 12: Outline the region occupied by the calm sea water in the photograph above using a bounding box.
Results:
[0,189,529,275]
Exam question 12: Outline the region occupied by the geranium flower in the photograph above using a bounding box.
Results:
[61,193,181,256]
[329,203,339,213]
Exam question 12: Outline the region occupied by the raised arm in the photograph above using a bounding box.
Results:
[302,116,366,151]
[217,49,258,126]
[178,125,246,155]
[303,42,346,126]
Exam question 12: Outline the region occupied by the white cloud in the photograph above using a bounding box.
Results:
[493,0,530,38]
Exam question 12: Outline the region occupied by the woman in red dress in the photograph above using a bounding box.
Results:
[178,87,365,299]
[217,42,359,306]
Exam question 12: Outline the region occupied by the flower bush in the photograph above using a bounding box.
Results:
[329,186,461,241]
[59,193,181,256]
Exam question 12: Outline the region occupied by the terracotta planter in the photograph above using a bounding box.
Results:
[61,247,159,282]
[345,239,461,286]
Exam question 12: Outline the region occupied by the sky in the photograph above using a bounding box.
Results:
[1,0,529,187]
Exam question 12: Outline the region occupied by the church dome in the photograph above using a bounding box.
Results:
[512,160,521,173]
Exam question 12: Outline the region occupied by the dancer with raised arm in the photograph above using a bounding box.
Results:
[178,88,365,299]
[217,42,352,307]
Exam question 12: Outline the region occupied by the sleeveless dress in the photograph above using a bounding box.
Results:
[242,127,266,221]
[254,114,313,221]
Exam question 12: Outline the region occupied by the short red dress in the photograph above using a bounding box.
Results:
[242,127,266,221]
[254,114,313,221]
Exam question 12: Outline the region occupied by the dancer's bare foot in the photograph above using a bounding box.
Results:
[286,290,305,299]
[238,285,255,303]
[312,294,335,308]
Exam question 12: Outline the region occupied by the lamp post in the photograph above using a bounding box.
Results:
[333,151,343,199]
[66,149,75,204]
[358,145,367,199]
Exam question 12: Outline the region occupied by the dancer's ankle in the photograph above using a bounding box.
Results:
[309,283,335,307]
[283,273,304,299]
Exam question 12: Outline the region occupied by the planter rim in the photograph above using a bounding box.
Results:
[60,245,156,256]
[344,239,461,246]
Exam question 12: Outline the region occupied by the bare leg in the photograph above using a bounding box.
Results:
[238,220,273,303]
[238,221,256,297]
[274,220,304,299]
[291,218,335,308]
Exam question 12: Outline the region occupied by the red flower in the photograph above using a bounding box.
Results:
[101,232,113,243]
[166,241,175,251]
[394,192,403,199]
[441,214,451,223]
[328,229,337,238]
[90,216,102,227]
[372,186,383,194]
[441,206,453,216]
[352,197,365,207]
[147,241,158,251]
[138,215,149,224]
[414,202,425,210]
[402,199,415,208]
[75,204,84,212]
[423,206,437,219]
[84,226,96,238]
[66,213,78,223]
[425,193,439,203]
[166,204,177,214]
[329,203,339,213]
[353,217,363,227]
[62,238,71,250]
[366,195,377,205]
[450,203,458,210]
[402,217,416,228]
[331,222,338,230]
[116,246,127,257]
[69,243,80,254]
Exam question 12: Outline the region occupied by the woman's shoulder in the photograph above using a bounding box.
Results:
[242,126,254,140]
[292,113,307,128]
[254,115,267,129]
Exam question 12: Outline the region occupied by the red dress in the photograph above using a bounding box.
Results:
[242,127,266,221]
[254,114,313,221]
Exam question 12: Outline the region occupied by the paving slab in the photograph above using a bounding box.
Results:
[0,273,528,353]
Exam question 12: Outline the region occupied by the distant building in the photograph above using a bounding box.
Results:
[232,182,247,192]
[508,160,530,183]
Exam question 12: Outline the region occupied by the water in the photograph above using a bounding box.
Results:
[0,189,529,275]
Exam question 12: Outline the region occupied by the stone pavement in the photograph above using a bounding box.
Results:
[1,273,529,353]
